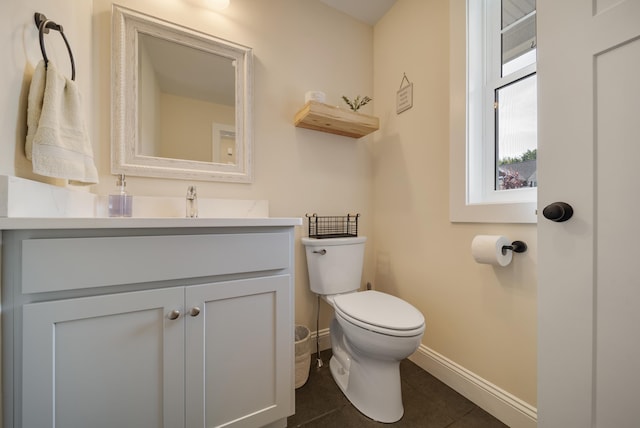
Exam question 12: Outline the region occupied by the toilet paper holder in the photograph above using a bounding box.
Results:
[501,240,527,255]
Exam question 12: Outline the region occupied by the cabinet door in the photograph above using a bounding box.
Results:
[185,275,293,428]
[22,287,185,428]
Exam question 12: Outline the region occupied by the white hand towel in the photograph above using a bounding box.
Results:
[25,60,98,185]
[25,61,45,160]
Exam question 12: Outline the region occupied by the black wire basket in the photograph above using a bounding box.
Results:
[305,213,360,238]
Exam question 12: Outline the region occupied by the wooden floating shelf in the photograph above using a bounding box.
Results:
[294,101,379,139]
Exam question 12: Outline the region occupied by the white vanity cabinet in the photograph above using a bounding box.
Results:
[1,221,298,428]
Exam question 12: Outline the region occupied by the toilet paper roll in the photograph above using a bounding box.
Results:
[305,91,326,104]
[471,235,512,267]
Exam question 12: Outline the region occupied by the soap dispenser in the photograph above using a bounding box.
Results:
[109,174,133,217]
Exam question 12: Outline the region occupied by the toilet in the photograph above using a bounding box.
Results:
[301,236,425,423]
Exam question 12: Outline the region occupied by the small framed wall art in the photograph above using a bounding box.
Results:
[396,73,413,114]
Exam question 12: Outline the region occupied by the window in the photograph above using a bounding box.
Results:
[449,0,537,223]
[495,75,537,191]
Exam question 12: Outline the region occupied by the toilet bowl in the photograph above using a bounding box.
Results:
[301,237,425,423]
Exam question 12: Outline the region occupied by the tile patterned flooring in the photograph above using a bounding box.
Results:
[288,350,509,427]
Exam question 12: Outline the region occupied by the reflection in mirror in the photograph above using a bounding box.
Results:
[212,123,236,164]
[138,34,236,163]
[112,5,253,182]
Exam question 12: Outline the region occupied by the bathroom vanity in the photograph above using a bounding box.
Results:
[0,217,300,428]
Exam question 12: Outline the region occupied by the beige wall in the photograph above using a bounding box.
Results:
[0,0,536,414]
[373,0,537,406]
[1,0,376,345]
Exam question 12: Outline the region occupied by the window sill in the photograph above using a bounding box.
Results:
[449,199,537,224]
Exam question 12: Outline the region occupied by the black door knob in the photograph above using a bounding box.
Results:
[542,202,573,222]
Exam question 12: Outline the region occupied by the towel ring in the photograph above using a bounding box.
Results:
[34,12,76,81]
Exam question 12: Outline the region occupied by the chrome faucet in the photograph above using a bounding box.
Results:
[186,185,198,218]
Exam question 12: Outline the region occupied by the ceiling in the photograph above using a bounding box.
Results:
[319,0,397,25]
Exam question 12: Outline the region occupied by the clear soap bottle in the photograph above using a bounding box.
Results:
[109,174,133,217]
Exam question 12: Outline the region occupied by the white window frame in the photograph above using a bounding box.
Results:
[449,0,537,223]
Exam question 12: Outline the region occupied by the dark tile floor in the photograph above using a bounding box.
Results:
[288,350,509,427]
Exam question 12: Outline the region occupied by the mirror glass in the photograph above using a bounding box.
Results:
[112,5,253,182]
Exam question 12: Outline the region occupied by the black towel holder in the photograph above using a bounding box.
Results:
[34,12,76,81]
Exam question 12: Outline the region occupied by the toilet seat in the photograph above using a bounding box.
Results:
[333,290,425,337]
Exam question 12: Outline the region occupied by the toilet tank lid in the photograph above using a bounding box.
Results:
[333,290,425,331]
[301,236,367,246]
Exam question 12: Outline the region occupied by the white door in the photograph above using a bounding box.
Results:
[537,1,640,427]
[22,287,185,428]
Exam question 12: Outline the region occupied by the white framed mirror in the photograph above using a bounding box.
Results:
[111,5,253,182]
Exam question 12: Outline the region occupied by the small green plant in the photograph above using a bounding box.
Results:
[341,95,372,112]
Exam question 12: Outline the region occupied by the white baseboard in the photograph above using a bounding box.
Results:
[312,329,536,427]
[310,328,332,353]
[409,344,537,428]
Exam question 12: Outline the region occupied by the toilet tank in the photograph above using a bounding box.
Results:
[301,236,366,295]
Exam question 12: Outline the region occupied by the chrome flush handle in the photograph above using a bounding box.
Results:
[313,249,327,255]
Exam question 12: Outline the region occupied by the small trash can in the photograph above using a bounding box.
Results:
[294,325,311,389]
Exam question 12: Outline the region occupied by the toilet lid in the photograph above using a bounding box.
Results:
[333,290,425,333]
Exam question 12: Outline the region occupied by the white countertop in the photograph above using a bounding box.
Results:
[0,217,302,230]
[0,175,304,230]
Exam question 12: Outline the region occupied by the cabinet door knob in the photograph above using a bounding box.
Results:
[189,306,201,317]
[168,309,181,320]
